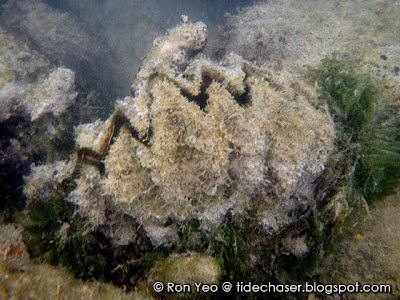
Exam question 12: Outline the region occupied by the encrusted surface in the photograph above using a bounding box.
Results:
[64,19,334,245]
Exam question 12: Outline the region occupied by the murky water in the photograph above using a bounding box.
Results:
[1,1,399,299]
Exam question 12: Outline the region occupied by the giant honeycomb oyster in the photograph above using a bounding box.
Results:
[26,18,334,247]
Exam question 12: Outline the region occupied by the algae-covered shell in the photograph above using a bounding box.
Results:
[68,18,335,246]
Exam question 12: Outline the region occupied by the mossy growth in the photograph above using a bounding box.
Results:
[148,253,221,298]
[309,53,400,207]
[284,54,400,283]
[287,54,400,282]
[20,195,108,280]
[175,213,257,283]
[20,192,161,289]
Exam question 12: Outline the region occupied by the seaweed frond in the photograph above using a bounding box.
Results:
[310,53,400,207]
[20,196,107,280]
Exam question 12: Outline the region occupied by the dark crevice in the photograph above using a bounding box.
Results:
[181,74,213,110]
[234,85,251,107]
[0,116,33,221]
[109,112,152,148]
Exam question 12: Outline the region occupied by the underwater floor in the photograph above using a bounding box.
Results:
[1,0,400,299]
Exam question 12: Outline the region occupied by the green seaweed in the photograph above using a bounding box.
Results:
[309,53,400,207]
[176,214,256,282]
[20,196,107,280]
[288,54,400,282]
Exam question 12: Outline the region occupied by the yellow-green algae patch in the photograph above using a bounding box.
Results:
[147,252,220,298]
